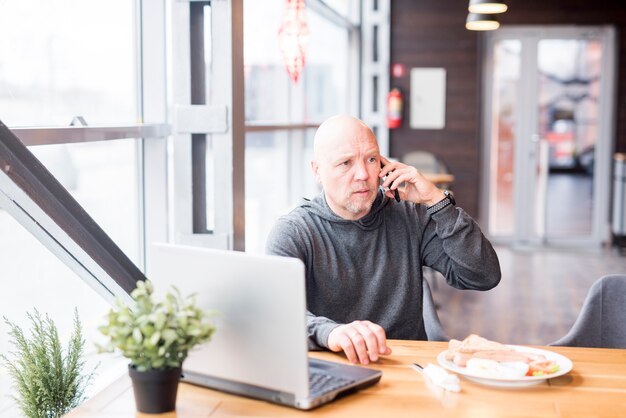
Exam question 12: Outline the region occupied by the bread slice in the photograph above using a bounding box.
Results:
[448,334,512,355]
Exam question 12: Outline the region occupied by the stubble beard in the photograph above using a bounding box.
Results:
[345,188,375,216]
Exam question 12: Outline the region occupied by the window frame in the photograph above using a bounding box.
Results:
[0,0,171,299]
[0,122,149,302]
[170,0,245,251]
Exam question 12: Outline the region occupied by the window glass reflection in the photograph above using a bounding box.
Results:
[244,0,354,252]
[490,39,520,236]
[205,136,216,231]
[30,139,140,264]
[0,138,140,414]
[203,5,213,102]
[302,8,349,122]
[245,130,319,253]
[0,0,137,127]
[537,39,601,173]
[244,0,288,123]
[537,39,601,237]
[244,0,349,123]
[246,130,290,253]
[323,0,358,20]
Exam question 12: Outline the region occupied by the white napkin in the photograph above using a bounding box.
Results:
[422,363,461,392]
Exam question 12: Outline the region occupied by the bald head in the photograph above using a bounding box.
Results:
[310,115,381,220]
[313,115,378,163]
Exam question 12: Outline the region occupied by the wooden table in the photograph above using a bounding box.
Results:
[66,340,626,417]
[422,173,455,186]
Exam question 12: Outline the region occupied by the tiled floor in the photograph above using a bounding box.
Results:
[546,172,593,236]
[429,245,626,345]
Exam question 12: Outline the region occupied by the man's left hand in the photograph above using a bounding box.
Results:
[379,156,445,206]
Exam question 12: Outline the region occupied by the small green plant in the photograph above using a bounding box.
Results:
[1,309,94,418]
[98,280,216,372]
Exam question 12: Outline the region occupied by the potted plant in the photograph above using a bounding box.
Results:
[98,280,216,414]
[1,309,95,418]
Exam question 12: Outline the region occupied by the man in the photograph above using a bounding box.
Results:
[266,115,501,365]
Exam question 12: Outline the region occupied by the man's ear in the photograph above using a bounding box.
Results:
[311,160,321,184]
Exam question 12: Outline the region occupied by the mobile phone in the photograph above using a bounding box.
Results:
[381,161,401,202]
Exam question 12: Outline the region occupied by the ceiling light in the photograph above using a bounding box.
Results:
[465,13,500,31]
[468,0,508,14]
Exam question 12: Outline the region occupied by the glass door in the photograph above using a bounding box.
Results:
[482,26,616,248]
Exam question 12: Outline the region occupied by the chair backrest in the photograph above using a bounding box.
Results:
[402,151,447,174]
[422,278,449,342]
[550,274,626,349]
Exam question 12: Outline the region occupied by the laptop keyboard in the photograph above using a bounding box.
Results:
[309,371,355,397]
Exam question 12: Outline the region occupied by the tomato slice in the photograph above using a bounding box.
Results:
[528,359,559,375]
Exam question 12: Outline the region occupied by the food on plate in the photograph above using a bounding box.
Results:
[445,334,514,366]
[527,359,560,376]
[465,358,529,379]
[445,334,560,377]
[447,334,513,356]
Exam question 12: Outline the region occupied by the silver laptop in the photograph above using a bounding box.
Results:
[147,243,382,410]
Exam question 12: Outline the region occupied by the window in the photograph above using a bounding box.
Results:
[0,213,126,413]
[30,140,141,263]
[243,0,360,253]
[0,1,152,415]
[0,0,137,126]
[0,1,359,414]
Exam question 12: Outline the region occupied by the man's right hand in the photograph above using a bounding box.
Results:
[327,320,392,365]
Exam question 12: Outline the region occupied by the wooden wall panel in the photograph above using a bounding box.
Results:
[390,0,626,220]
[390,0,482,217]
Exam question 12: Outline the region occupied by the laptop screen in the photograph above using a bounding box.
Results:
[147,243,310,399]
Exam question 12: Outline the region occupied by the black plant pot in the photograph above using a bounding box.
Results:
[128,365,182,413]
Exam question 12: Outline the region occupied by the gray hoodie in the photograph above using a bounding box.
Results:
[265,189,501,349]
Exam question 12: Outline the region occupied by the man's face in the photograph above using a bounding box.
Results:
[312,125,380,220]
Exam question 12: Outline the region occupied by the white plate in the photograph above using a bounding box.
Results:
[437,345,573,388]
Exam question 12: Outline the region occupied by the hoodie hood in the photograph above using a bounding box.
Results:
[299,188,391,231]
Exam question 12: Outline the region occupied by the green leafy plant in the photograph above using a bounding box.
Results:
[98,280,216,372]
[1,309,94,418]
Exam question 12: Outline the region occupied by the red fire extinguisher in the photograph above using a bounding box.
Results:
[387,88,403,129]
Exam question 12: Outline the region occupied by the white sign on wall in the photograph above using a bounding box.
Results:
[410,68,446,129]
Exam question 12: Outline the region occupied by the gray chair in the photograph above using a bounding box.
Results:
[401,151,453,190]
[550,274,626,348]
[402,151,447,174]
[422,278,448,342]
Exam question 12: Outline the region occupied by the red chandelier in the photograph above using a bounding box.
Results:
[278,0,310,83]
